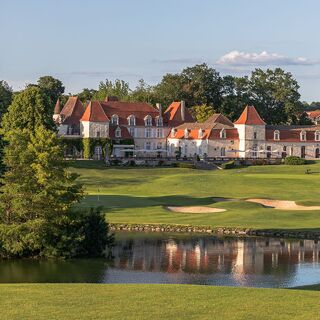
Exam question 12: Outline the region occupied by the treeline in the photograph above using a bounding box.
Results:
[75,64,311,125]
[0,64,314,127]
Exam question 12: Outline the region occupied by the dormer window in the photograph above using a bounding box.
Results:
[171,128,176,138]
[198,129,204,139]
[300,130,307,141]
[184,128,189,138]
[156,116,163,127]
[220,128,226,139]
[274,130,280,141]
[315,130,320,141]
[144,115,152,126]
[111,114,119,125]
[115,127,121,138]
[127,115,136,126]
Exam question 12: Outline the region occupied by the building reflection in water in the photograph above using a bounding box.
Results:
[112,235,320,284]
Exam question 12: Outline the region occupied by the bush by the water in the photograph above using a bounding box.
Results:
[0,208,113,259]
[220,160,235,169]
[284,156,306,165]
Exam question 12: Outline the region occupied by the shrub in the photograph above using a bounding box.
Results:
[284,156,306,165]
[220,160,235,169]
[0,208,114,259]
[251,159,268,166]
[172,162,195,169]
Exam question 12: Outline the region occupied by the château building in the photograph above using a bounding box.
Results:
[54,96,320,159]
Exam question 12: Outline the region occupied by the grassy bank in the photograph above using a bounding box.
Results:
[1,284,320,320]
[71,161,320,230]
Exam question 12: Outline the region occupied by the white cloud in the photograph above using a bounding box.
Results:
[217,50,315,66]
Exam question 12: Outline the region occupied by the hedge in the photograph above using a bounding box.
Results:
[284,156,306,165]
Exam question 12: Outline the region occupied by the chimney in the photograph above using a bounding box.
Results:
[180,100,185,122]
[156,103,162,115]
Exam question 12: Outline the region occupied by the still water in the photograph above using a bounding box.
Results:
[1,233,320,288]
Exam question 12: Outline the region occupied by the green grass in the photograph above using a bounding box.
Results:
[1,284,320,320]
[71,160,320,230]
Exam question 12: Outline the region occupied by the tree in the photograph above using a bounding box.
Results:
[153,73,185,107]
[248,68,304,124]
[1,86,55,134]
[191,105,215,123]
[0,81,12,119]
[220,76,252,121]
[37,76,65,106]
[78,88,97,104]
[92,79,130,101]
[0,126,111,258]
[129,79,155,103]
[180,64,223,108]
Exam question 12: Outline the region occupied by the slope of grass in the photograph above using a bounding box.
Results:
[71,161,320,230]
[1,284,320,320]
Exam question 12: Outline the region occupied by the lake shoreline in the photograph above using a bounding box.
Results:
[110,223,320,240]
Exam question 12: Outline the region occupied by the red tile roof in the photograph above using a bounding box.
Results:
[209,128,239,140]
[54,99,61,114]
[163,102,194,126]
[266,125,320,142]
[205,113,234,127]
[60,97,84,125]
[234,106,266,125]
[100,101,160,126]
[81,101,109,122]
[109,126,132,139]
[307,110,320,120]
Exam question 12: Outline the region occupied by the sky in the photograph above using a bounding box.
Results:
[1,0,320,101]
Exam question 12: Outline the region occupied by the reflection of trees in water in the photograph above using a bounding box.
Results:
[112,236,320,279]
[0,259,110,283]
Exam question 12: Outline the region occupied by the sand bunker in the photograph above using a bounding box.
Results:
[247,199,320,211]
[166,206,226,213]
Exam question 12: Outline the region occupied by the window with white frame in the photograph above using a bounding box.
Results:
[145,127,152,138]
[220,128,226,139]
[111,114,119,125]
[198,129,204,139]
[156,128,162,138]
[221,147,226,157]
[315,130,320,141]
[145,141,151,150]
[300,130,307,141]
[127,115,136,126]
[253,132,257,140]
[156,116,163,127]
[251,145,257,158]
[157,142,162,150]
[171,128,176,138]
[115,127,121,138]
[184,128,189,138]
[94,146,102,155]
[274,130,280,141]
[144,115,152,126]
[129,127,135,137]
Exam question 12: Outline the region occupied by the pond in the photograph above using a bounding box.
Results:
[1,232,320,288]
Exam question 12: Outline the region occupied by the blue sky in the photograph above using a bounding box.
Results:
[1,0,320,101]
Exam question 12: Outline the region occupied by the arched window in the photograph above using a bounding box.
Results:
[171,128,176,138]
[156,116,163,127]
[115,127,121,138]
[144,115,152,126]
[220,128,226,139]
[184,128,189,138]
[221,147,226,157]
[300,130,307,141]
[315,130,320,141]
[274,130,280,141]
[111,114,119,125]
[127,115,136,126]
[198,129,204,139]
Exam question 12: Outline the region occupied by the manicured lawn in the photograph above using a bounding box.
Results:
[1,284,320,320]
[71,161,320,230]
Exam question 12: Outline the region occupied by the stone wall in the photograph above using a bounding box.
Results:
[110,223,320,240]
